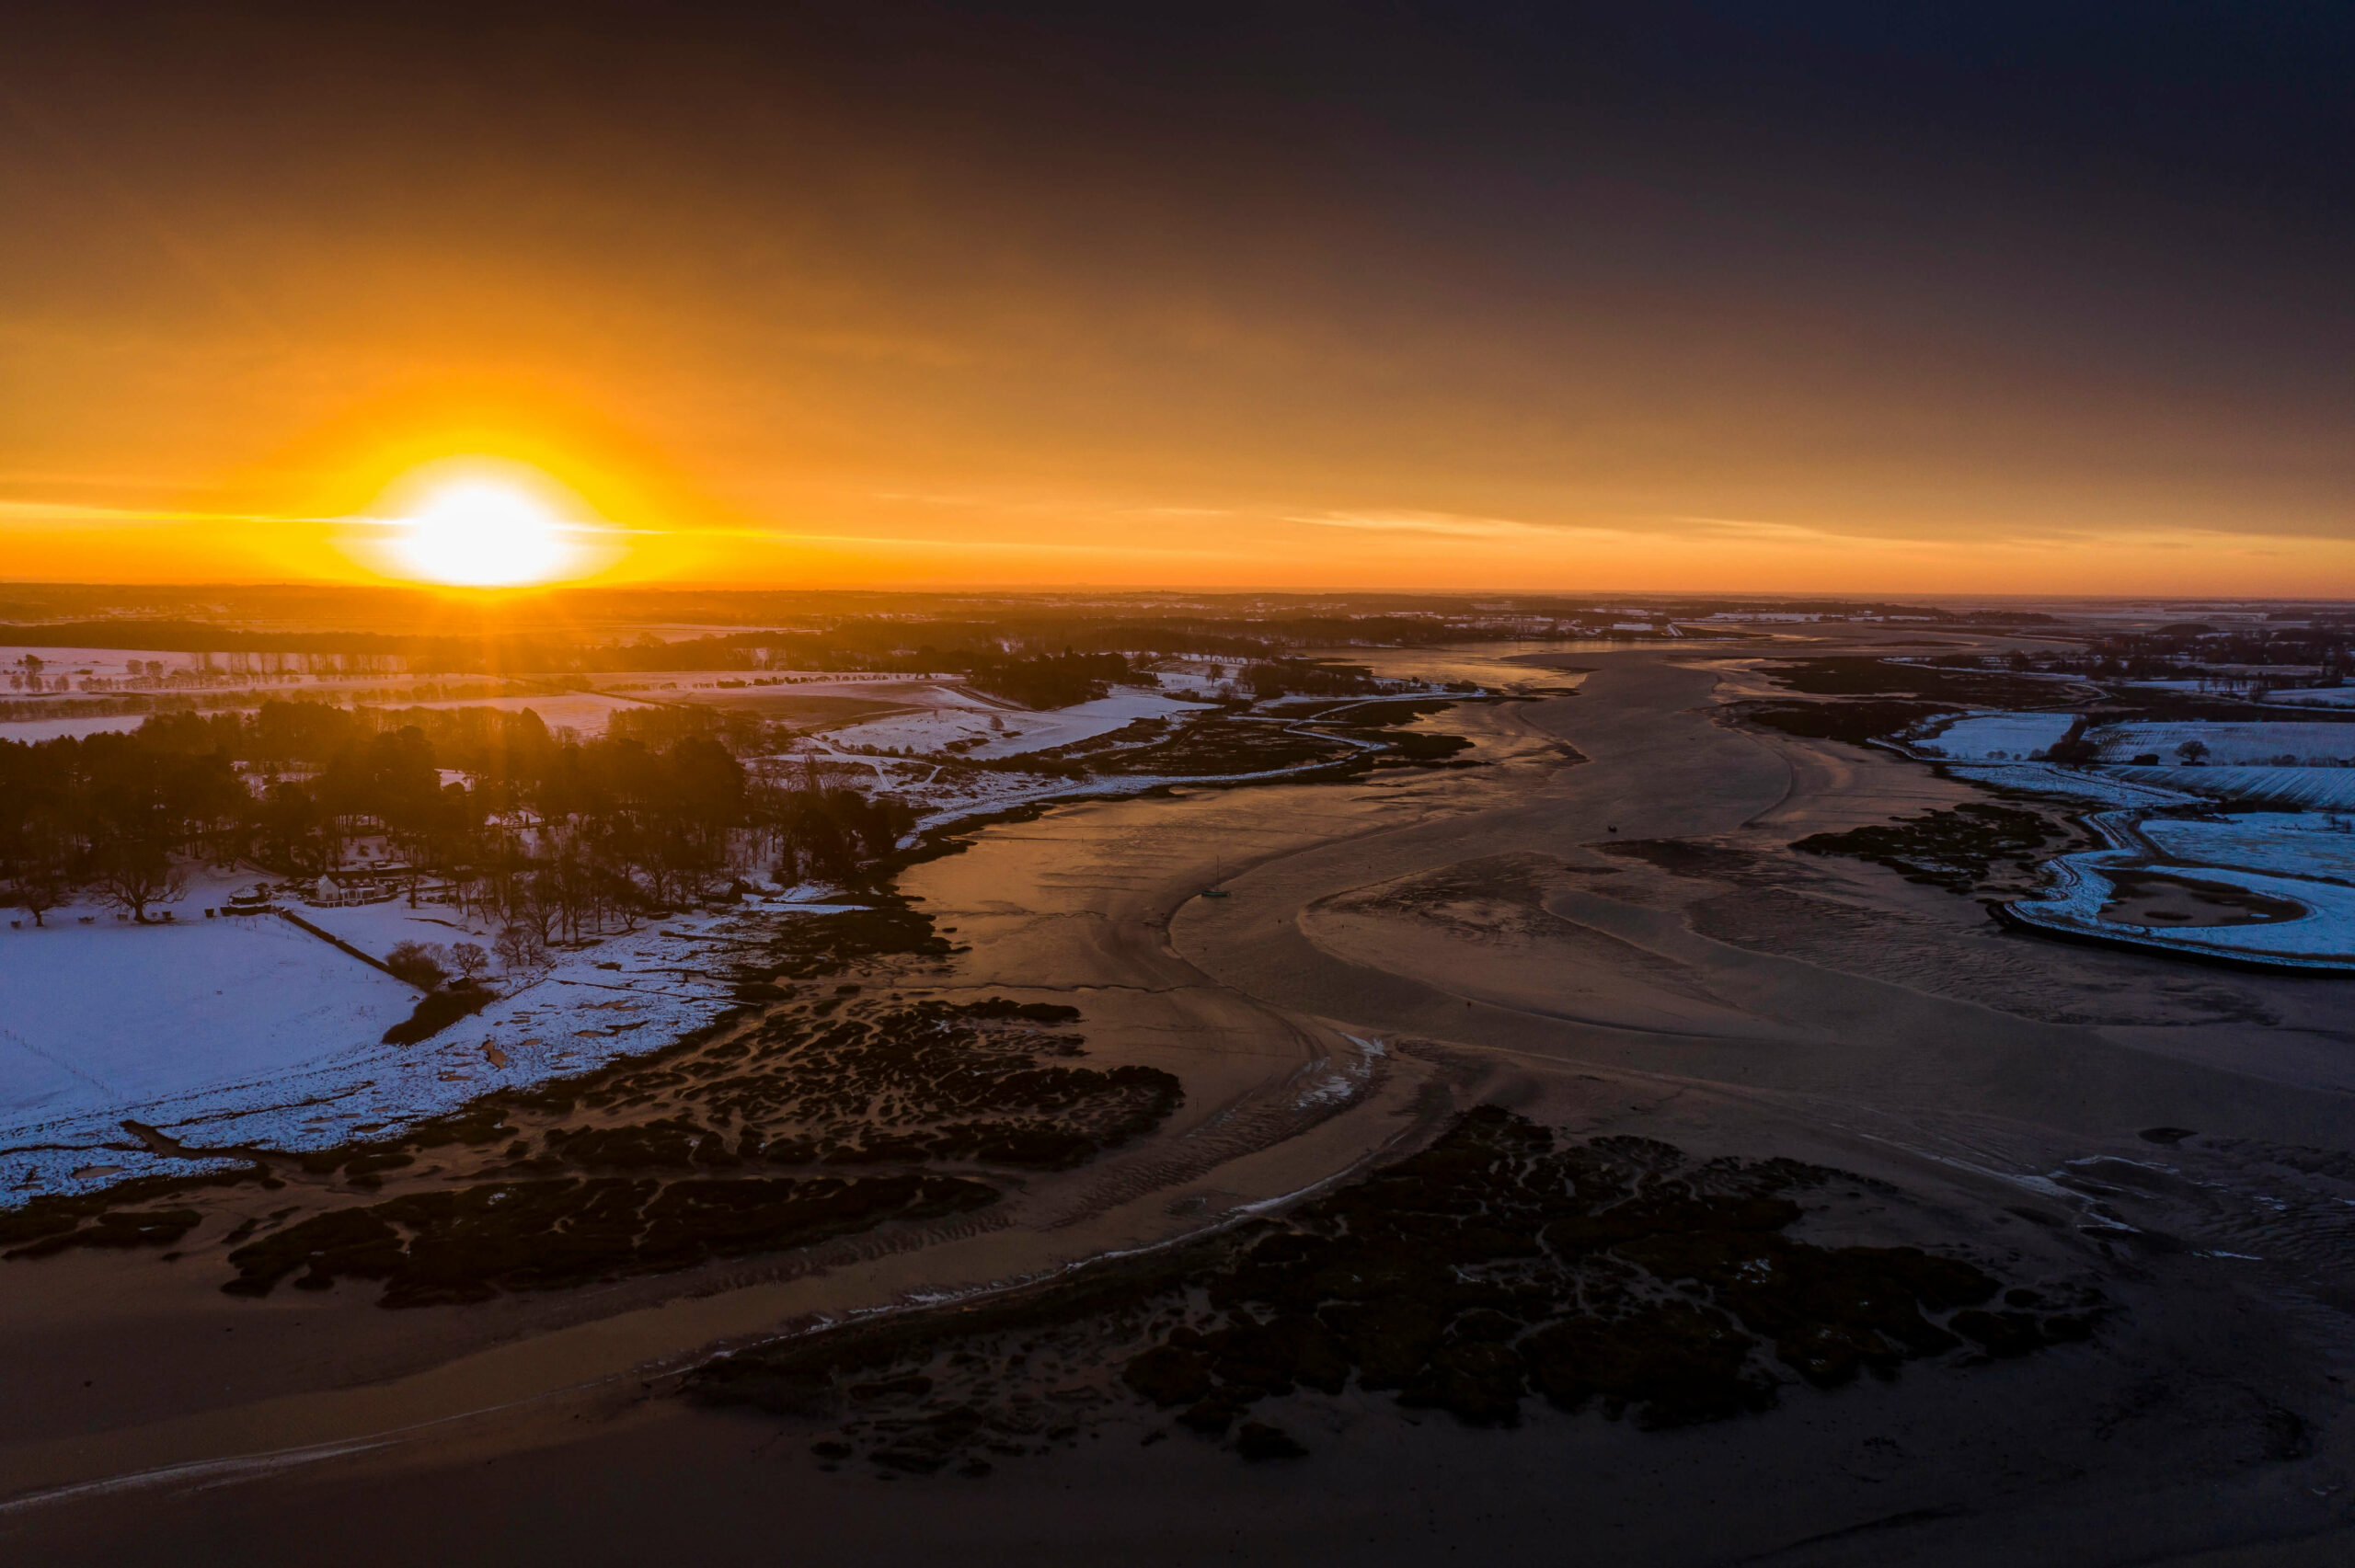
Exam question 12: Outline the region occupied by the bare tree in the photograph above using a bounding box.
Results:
[92,841,187,924]
[495,920,548,975]
[449,941,491,983]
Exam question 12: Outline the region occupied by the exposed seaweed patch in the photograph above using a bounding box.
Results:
[0,1167,270,1262]
[1600,838,1784,887]
[1735,700,1959,749]
[6,1207,201,1259]
[1089,717,1360,776]
[1757,658,2084,707]
[196,994,1178,1303]
[1793,803,2079,894]
[690,1109,2098,1472]
[222,1173,999,1306]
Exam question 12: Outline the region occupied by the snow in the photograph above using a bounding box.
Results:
[0,879,846,1204]
[2092,722,2355,767]
[0,713,148,742]
[2104,766,2355,810]
[276,896,488,954]
[1912,712,2079,761]
[1935,761,2202,808]
[823,690,1215,761]
[2138,814,2355,883]
[0,910,419,1125]
[1888,711,2355,809]
[387,692,660,737]
[2262,687,2355,708]
[2008,848,2355,966]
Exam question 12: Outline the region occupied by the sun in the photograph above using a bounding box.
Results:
[340,458,621,587]
[394,480,570,586]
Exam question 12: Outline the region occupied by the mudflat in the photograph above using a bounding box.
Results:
[6,637,2353,1567]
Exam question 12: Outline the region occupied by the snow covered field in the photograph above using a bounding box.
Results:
[2139,814,2355,883]
[0,887,846,1203]
[2092,722,2355,766]
[2105,766,2355,810]
[0,713,148,742]
[1890,710,2355,811]
[0,914,419,1128]
[1911,711,2078,761]
[1935,761,2202,808]
[823,690,1215,760]
[387,691,659,737]
[2262,687,2355,709]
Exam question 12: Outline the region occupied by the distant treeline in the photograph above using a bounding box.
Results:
[0,702,910,942]
[0,597,2056,680]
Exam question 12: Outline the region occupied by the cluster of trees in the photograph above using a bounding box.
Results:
[0,703,913,939]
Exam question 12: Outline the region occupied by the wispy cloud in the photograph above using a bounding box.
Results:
[1291,509,1628,542]
[0,498,319,527]
[702,526,1232,559]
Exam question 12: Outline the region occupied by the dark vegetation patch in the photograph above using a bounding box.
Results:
[1,1167,270,1262]
[1087,717,1361,776]
[380,981,495,1045]
[222,1173,999,1306]
[1762,658,2084,707]
[690,1109,2097,1472]
[750,900,953,975]
[1794,803,2077,894]
[1357,728,1475,764]
[6,1207,201,1259]
[1735,700,1959,749]
[1320,698,1461,727]
[1599,839,1781,887]
[210,991,1177,1301]
[2096,870,2309,928]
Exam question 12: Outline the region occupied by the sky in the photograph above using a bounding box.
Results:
[4,2,2354,596]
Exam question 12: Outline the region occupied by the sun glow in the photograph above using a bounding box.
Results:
[340,457,626,587]
[394,480,569,586]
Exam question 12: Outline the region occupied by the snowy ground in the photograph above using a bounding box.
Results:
[0,876,851,1203]
[2008,846,2355,967]
[1911,711,2078,761]
[1888,711,2355,810]
[2104,765,2355,809]
[2140,814,2355,884]
[1933,761,2203,808]
[387,691,661,737]
[823,689,1215,760]
[2261,687,2355,708]
[0,912,419,1130]
[2092,721,2355,766]
[0,713,149,742]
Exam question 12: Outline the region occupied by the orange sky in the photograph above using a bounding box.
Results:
[5,6,2353,598]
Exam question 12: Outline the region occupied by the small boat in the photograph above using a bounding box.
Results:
[1201,887,1230,899]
